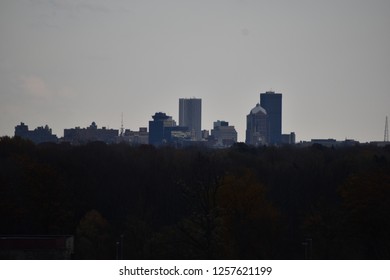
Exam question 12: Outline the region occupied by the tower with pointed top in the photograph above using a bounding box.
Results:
[246,103,268,146]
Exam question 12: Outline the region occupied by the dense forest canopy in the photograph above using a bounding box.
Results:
[1,136,389,259]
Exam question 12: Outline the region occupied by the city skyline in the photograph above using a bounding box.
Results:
[10,94,390,144]
[1,0,389,142]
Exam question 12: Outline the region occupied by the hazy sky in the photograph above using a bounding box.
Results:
[1,0,389,142]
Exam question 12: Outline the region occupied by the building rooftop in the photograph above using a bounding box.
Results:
[250,103,267,115]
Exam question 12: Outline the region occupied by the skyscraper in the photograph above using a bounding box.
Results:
[260,91,282,145]
[245,103,268,146]
[148,112,176,146]
[179,98,202,140]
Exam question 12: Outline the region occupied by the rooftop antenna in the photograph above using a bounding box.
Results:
[385,116,389,142]
[120,112,124,137]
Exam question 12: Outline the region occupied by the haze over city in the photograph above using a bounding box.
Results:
[1,0,389,142]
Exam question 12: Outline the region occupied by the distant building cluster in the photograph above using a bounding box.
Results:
[210,121,238,148]
[14,122,58,144]
[246,91,295,146]
[63,122,118,145]
[299,138,359,148]
[12,93,290,147]
[15,91,382,147]
[148,112,185,146]
[13,97,237,147]
[120,127,149,145]
[147,98,238,148]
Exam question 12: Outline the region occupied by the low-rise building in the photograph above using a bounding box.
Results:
[119,127,149,145]
[210,120,238,148]
[0,235,74,259]
[14,122,58,144]
[282,132,296,145]
[63,122,118,144]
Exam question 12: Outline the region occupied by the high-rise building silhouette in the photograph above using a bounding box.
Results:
[149,112,193,146]
[179,98,202,140]
[148,112,176,146]
[260,91,282,145]
[245,103,268,146]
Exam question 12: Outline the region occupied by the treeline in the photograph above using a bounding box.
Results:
[1,136,390,259]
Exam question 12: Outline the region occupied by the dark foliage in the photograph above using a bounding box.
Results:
[1,137,389,259]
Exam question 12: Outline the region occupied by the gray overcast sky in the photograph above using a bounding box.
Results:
[1,0,389,142]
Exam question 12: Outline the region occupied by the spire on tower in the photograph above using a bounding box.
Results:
[120,113,124,137]
[385,116,389,142]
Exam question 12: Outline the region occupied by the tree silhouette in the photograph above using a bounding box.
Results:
[75,210,114,259]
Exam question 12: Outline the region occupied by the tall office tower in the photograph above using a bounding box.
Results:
[260,91,282,145]
[246,103,268,146]
[148,112,176,146]
[179,98,202,140]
